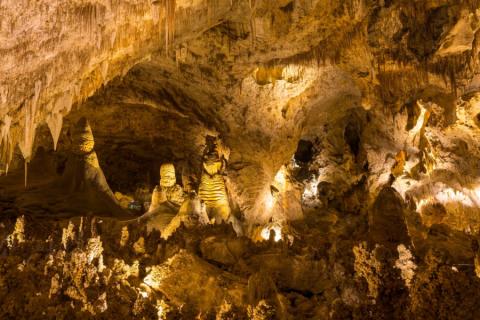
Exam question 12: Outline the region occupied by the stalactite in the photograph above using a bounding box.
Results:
[0,86,8,106]
[4,140,13,175]
[207,0,214,24]
[249,0,257,48]
[46,112,63,151]
[152,2,160,24]
[73,83,82,103]
[449,65,457,96]
[110,30,117,49]
[19,81,41,187]
[0,115,12,174]
[164,0,176,56]
[0,115,11,146]
[82,4,97,38]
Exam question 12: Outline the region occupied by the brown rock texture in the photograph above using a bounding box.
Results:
[2,0,480,319]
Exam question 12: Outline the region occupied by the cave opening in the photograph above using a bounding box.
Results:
[344,120,361,158]
[294,139,314,164]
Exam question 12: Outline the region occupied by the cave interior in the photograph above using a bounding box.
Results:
[2,0,480,319]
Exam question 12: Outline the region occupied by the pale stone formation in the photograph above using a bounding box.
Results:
[135,163,188,236]
[149,163,185,210]
[63,118,102,187]
[161,194,209,239]
[119,226,129,248]
[59,117,128,217]
[475,254,480,278]
[133,237,146,255]
[6,215,25,248]
[61,221,76,250]
[198,138,231,223]
[395,244,417,288]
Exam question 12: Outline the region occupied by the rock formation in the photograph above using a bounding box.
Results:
[59,117,129,217]
[134,163,186,234]
[150,163,185,209]
[198,136,231,223]
[2,0,480,318]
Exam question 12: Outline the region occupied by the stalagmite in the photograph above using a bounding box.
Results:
[197,136,242,235]
[134,163,186,234]
[6,215,26,248]
[58,117,130,217]
[151,163,185,209]
[198,136,231,222]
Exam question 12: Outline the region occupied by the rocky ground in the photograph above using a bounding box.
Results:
[1,186,479,320]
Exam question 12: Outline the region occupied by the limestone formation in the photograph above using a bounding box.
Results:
[58,118,130,217]
[2,1,480,318]
[133,163,188,235]
[198,136,231,223]
[369,187,411,250]
[150,163,185,209]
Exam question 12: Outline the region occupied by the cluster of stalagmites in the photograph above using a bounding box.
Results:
[133,133,245,239]
[3,117,243,238]
[0,213,299,319]
[1,178,480,320]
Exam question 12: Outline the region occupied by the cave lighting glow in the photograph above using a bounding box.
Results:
[143,274,158,289]
[416,186,480,212]
[475,186,480,200]
[410,101,429,137]
[264,166,287,212]
[273,166,287,192]
[264,192,275,211]
[261,224,282,242]
[157,305,165,319]
[435,188,474,206]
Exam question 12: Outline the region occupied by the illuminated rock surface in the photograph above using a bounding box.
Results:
[2,0,480,319]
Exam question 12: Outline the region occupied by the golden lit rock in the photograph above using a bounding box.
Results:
[198,137,231,223]
[150,163,185,208]
[71,118,95,156]
[2,1,480,318]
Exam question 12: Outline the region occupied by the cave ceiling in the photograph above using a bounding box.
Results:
[5,0,480,220]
